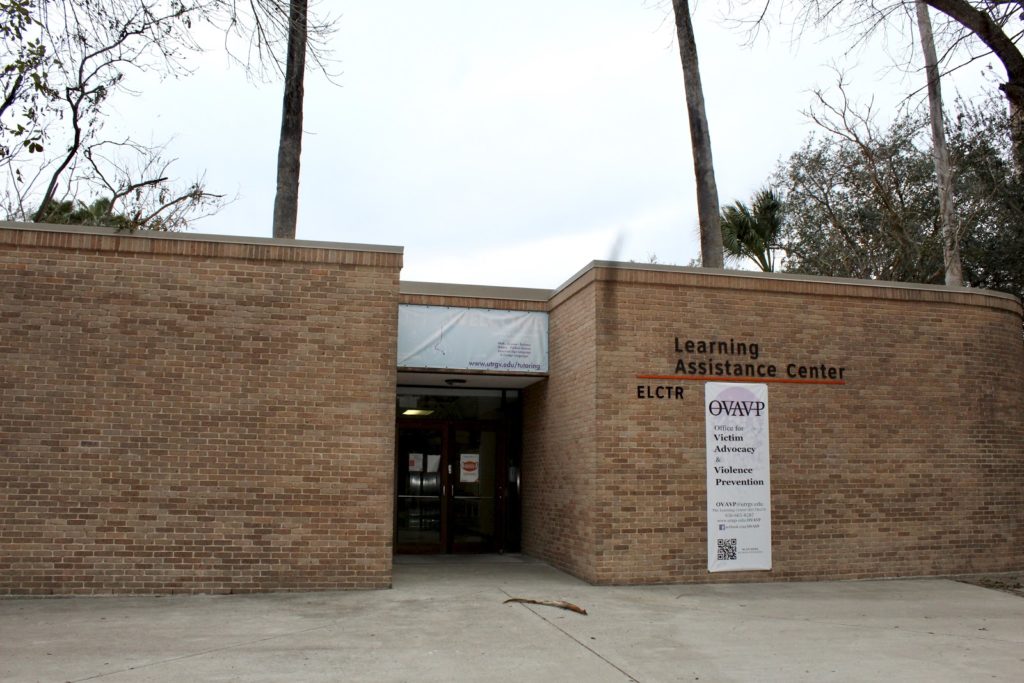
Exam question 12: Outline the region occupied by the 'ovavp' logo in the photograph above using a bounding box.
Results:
[707,397,766,417]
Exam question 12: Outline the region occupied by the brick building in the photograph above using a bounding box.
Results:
[2,222,1022,594]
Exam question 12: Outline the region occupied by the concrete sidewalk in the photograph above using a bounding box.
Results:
[2,555,1023,682]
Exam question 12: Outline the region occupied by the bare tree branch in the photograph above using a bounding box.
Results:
[3,0,227,230]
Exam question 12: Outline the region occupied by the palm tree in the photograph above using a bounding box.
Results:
[211,0,335,240]
[272,0,307,240]
[720,189,784,272]
[671,0,724,268]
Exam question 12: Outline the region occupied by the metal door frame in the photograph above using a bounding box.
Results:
[394,418,507,554]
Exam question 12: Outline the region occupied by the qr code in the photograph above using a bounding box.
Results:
[717,538,737,561]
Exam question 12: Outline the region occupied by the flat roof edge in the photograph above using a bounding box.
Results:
[553,260,1023,308]
[0,221,404,254]
[400,280,553,302]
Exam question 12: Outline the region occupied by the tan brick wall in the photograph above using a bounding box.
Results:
[521,272,599,580]
[528,264,1024,585]
[0,225,401,594]
[6,227,1021,591]
[400,294,546,312]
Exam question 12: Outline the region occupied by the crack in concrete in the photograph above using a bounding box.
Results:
[500,588,640,682]
[68,623,337,682]
[669,597,1024,644]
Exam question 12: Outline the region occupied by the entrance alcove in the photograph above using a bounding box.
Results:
[394,383,528,554]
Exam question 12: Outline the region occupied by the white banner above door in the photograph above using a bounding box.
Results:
[398,305,549,373]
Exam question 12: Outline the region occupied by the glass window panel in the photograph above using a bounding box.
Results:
[395,428,443,551]
[451,429,497,548]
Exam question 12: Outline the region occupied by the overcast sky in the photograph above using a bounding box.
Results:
[110,1,997,289]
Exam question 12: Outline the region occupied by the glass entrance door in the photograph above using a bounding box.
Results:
[449,428,498,552]
[395,422,503,553]
[395,426,445,553]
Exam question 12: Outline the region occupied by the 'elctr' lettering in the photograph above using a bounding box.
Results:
[636,385,685,400]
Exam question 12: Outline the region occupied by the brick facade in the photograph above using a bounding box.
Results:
[1,224,401,594]
[524,264,1024,584]
[4,223,1022,593]
[521,276,598,579]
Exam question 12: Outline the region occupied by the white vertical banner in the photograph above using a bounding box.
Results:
[705,382,772,572]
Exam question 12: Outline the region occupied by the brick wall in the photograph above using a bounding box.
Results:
[5,225,1022,592]
[0,224,401,594]
[521,272,599,579]
[527,264,1024,584]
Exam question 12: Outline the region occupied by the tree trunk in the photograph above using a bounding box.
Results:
[925,0,1024,171]
[271,0,308,240]
[915,1,962,287]
[671,0,724,268]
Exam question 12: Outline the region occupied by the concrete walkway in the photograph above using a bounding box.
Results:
[2,555,1023,682]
